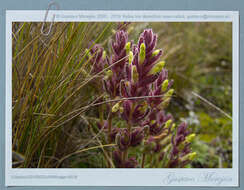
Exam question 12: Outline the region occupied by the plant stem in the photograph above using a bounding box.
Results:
[141,153,146,168]
[128,103,135,134]
[107,108,113,168]
[122,149,128,164]
[124,103,135,162]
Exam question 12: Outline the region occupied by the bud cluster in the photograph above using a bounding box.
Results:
[89,28,196,168]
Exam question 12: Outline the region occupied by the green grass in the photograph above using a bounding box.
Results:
[12,22,116,168]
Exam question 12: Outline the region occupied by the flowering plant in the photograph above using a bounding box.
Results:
[89,27,196,168]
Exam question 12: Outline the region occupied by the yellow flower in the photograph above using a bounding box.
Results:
[139,43,146,64]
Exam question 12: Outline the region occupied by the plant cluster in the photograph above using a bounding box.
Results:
[89,28,196,168]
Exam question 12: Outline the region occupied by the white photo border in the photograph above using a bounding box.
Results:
[5,10,239,187]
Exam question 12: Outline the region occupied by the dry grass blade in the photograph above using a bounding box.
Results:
[54,54,129,113]
[56,144,116,168]
[191,91,232,120]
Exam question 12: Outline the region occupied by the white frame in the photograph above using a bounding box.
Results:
[5,10,239,187]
